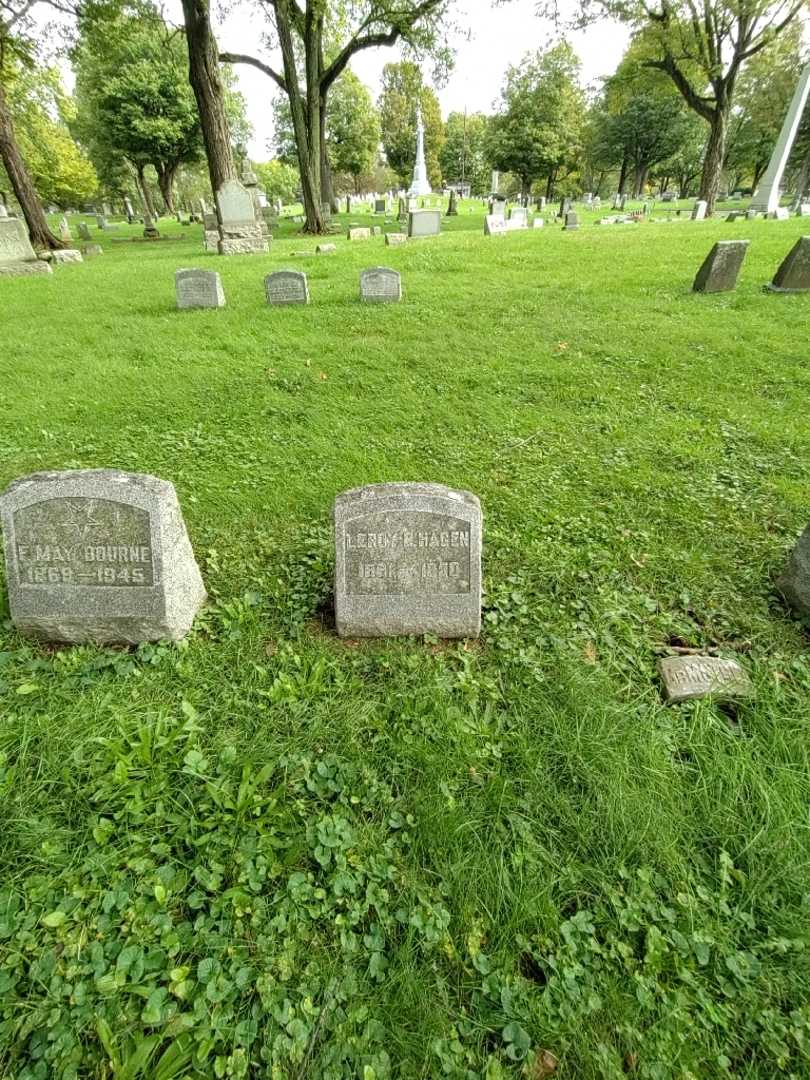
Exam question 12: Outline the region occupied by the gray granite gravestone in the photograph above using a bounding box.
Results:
[407,209,441,238]
[175,268,225,309]
[0,470,206,644]
[216,179,269,255]
[692,240,749,293]
[348,227,371,241]
[59,217,72,242]
[333,482,482,638]
[0,218,52,277]
[563,211,579,230]
[265,269,309,305]
[375,199,387,213]
[385,232,407,246]
[777,524,810,622]
[658,655,753,703]
[767,236,810,292]
[360,266,401,303]
[508,207,528,228]
[484,215,507,236]
[533,218,545,228]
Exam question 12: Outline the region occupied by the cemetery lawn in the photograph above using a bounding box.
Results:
[2,207,810,1079]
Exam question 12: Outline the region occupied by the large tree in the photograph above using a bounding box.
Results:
[378,61,444,188]
[555,0,808,213]
[217,0,452,233]
[0,0,65,248]
[327,70,380,193]
[73,0,204,212]
[439,110,489,194]
[486,41,584,199]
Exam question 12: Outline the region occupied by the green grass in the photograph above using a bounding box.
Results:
[1,203,810,1079]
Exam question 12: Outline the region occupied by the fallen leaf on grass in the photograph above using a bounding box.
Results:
[583,641,598,664]
[528,1049,558,1078]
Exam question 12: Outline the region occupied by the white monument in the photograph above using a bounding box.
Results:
[751,63,810,215]
[408,105,432,197]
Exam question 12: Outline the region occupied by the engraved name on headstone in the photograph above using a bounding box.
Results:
[264,269,309,305]
[658,655,753,703]
[360,266,401,303]
[0,470,206,644]
[333,483,482,638]
[175,268,225,309]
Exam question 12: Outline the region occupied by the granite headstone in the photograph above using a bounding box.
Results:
[767,236,810,292]
[692,240,749,293]
[360,266,401,303]
[175,268,225,309]
[777,524,810,622]
[265,269,309,305]
[658,655,753,703]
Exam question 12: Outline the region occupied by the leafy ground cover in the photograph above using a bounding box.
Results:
[1,203,809,1079]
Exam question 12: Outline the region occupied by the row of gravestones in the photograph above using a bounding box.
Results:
[1,471,809,705]
[175,267,402,308]
[694,238,810,293]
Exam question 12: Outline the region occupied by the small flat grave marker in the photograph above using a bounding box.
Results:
[692,240,749,293]
[333,482,482,638]
[658,655,753,704]
[0,470,206,644]
[265,269,309,305]
[175,268,225,309]
[385,232,407,246]
[360,266,401,303]
[767,236,810,292]
[316,243,336,253]
[82,244,103,257]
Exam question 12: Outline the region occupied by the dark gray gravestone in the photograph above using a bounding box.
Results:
[333,482,481,638]
[360,267,401,303]
[692,240,749,293]
[564,211,579,230]
[77,222,92,241]
[264,270,309,305]
[658,655,753,703]
[0,470,206,644]
[778,524,810,623]
[175,268,225,309]
[768,236,810,293]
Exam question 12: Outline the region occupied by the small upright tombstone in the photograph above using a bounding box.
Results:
[691,200,708,221]
[175,268,225,309]
[265,269,309,305]
[767,236,810,292]
[143,211,160,239]
[658,655,753,704]
[508,206,528,229]
[446,190,458,216]
[0,470,206,644]
[360,267,401,303]
[96,215,107,230]
[778,523,810,623]
[407,209,441,238]
[385,232,407,246]
[333,482,482,638]
[77,222,92,241]
[348,227,371,241]
[316,242,336,254]
[692,240,749,293]
[0,218,52,277]
[564,211,579,231]
[375,198,387,214]
[484,215,507,237]
[0,204,8,218]
[82,243,103,257]
[533,218,545,229]
[59,217,72,243]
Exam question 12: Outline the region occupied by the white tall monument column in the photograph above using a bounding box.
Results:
[751,63,810,214]
[408,105,432,197]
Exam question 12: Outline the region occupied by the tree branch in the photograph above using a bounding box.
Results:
[219,50,286,91]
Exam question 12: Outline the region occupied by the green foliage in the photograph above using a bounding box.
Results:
[378,62,444,188]
[0,62,97,207]
[439,111,490,195]
[253,159,299,204]
[327,71,381,191]
[487,42,584,195]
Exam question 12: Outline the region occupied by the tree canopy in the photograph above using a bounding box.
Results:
[379,61,444,188]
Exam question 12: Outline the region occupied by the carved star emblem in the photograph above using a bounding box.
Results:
[58,500,102,541]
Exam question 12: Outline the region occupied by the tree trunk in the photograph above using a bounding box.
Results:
[0,80,61,250]
[319,98,338,214]
[181,0,237,202]
[698,107,728,215]
[617,155,628,196]
[157,163,178,211]
[136,164,156,218]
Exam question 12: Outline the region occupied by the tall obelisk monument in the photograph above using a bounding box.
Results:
[408,105,432,196]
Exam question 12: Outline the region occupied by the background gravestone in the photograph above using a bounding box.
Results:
[778,523,810,622]
[175,268,225,309]
[484,215,507,236]
[407,210,441,238]
[385,233,407,246]
[360,267,401,303]
[692,240,749,293]
[767,236,810,292]
[216,179,269,255]
[76,222,91,241]
[333,482,482,638]
[564,211,579,230]
[348,227,371,241]
[691,200,708,221]
[265,269,309,305]
[0,218,52,277]
[0,470,206,644]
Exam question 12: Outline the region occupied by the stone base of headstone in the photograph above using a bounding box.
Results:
[218,224,269,255]
[0,470,206,645]
[0,260,52,277]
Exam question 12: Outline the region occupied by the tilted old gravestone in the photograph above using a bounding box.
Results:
[691,200,708,221]
[175,268,225,309]
[333,483,482,638]
[692,240,749,293]
[484,215,507,237]
[0,218,52,277]
[0,470,206,644]
[265,269,309,305]
[360,267,401,303]
[407,209,441,238]
[777,523,810,623]
[767,236,810,292]
[658,655,754,704]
